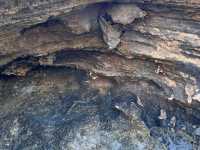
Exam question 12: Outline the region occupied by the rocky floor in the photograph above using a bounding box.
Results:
[0,0,200,150]
[0,67,199,150]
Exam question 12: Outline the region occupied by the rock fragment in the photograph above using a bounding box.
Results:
[170,116,176,128]
[106,4,146,25]
[185,83,195,104]
[136,96,144,107]
[158,109,167,120]
[64,5,100,34]
[193,127,200,136]
[192,90,200,102]
[114,101,141,120]
[2,62,33,76]
[158,109,167,126]
[39,54,56,65]
[87,76,113,95]
[168,94,175,101]
[99,16,121,49]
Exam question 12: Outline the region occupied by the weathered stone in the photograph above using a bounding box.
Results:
[0,0,112,28]
[0,0,200,149]
[118,29,200,68]
[107,4,146,25]
[0,68,167,149]
[86,75,114,95]
[170,116,176,128]
[193,127,200,136]
[116,0,200,8]
[63,4,101,34]
[0,27,106,66]
[150,127,197,149]
[40,50,200,104]
[99,16,121,49]
[158,109,167,120]
[2,63,32,76]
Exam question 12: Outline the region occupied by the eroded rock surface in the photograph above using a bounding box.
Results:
[106,3,146,25]
[0,68,199,149]
[0,0,200,149]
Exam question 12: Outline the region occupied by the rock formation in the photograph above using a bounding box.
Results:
[0,0,200,149]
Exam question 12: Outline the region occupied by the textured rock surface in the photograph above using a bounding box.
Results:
[0,68,199,149]
[0,0,200,149]
[99,16,122,49]
[106,4,146,25]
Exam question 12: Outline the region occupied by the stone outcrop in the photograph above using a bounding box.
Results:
[0,0,200,149]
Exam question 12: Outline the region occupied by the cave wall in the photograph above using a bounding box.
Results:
[0,0,200,105]
[0,0,200,149]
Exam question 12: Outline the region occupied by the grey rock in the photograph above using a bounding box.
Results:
[63,5,100,34]
[150,127,195,150]
[0,68,167,150]
[99,16,121,49]
[114,100,142,120]
[170,116,176,128]
[0,0,111,28]
[158,109,167,120]
[0,1,200,149]
[107,4,146,25]
[193,127,200,136]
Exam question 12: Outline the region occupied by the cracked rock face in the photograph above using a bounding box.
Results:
[0,0,200,150]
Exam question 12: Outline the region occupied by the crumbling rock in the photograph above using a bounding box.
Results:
[0,0,200,149]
